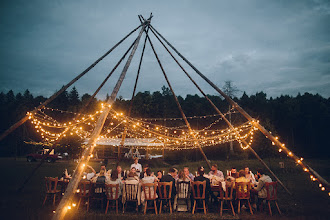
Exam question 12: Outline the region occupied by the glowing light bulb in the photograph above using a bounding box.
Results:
[321,187,325,191]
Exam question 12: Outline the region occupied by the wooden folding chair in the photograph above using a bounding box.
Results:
[105,184,120,214]
[191,181,207,214]
[176,181,190,212]
[236,182,253,215]
[90,182,106,210]
[218,182,235,216]
[43,177,61,206]
[76,181,91,211]
[123,183,139,213]
[264,182,281,216]
[158,182,173,214]
[142,183,158,214]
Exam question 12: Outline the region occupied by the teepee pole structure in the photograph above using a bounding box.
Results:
[148,26,291,194]
[52,17,150,220]
[0,24,142,143]
[150,24,329,189]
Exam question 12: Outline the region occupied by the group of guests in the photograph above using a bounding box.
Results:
[64,158,272,211]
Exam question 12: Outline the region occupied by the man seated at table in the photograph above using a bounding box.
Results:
[251,168,272,209]
[130,157,142,178]
[161,167,178,199]
[140,164,149,179]
[183,167,194,182]
[117,165,126,180]
[194,167,212,205]
[208,164,224,181]
[226,167,238,182]
[125,171,140,183]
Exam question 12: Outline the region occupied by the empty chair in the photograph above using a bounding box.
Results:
[43,177,62,206]
[217,182,235,216]
[105,184,120,214]
[142,182,158,214]
[191,181,207,214]
[158,182,173,214]
[236,182,253,215]
[263,182,281,216]
[77,180,91,211]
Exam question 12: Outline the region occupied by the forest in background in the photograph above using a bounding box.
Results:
[0,85,329,161]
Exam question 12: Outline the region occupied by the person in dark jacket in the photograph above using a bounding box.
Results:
[160,167,178,200]
[194,167,212,203]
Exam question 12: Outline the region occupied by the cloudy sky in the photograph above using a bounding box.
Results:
[1,0,330,100]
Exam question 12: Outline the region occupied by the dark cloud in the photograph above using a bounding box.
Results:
[0,0,329,99]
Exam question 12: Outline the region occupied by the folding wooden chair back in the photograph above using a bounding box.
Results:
[105,184,120,214]
[158,181,173,214]
[217,182,235,216]
[177,181,190,211]
[191,181,207,214]
[77,180,91,211]
[236,182,253,214]
[43,177,61,206]
[265,182,281,215]
[123,183,139,213]
[90,182,106,210]
[142,183,158,214]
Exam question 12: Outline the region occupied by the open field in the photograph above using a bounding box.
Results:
[0,157,329,219]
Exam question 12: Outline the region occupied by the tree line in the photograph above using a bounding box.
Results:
[0,86,329,160]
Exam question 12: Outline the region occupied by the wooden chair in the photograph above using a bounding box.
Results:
[142,183,158,214]
[43,177,62,206]
[191,181,207,214]
[158,182,173,214]
[90,182,106,210]
[217,182,235,216]
[105,184,120,214]
[236,182,253,215]
[176,181,190,212]
[77,181,91,211]
[263,182,281,215]
[123,183,139,213]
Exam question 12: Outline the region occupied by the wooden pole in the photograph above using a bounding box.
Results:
[150,24,329,189]
[0,24,142,142]
[148,25,291,194]
[52,19,149,220]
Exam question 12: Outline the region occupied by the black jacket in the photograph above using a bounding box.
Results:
[160,174,176,197]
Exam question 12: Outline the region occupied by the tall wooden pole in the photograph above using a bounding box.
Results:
[52,18,149,220]
[0,24,142,142]
[150,24,329,189]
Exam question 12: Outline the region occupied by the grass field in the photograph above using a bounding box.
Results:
[0,157,329,219]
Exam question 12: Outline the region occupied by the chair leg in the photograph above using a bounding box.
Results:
[116,200,118,214]
[203,200,206,214]
[192,200,196,214]
[268,201,272,216]
[43,194,48,206]
[136,201,138,213]
[53,194,56,206]
[238,200,241,214]
[87,198,89,212]
[123,202,125,214]
[220,200,223,216]
[169,200,172,214]
[144,201,147,214]
[230,201,235,216]
[105,200,109,214]
[275,201,282,215]
[154,200,158,214]
[77,198,82,209]
[248,200,253,215]
[159,200,162,214]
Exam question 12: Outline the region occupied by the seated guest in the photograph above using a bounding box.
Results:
[91,169,109,183]
[251,168,272,208]
[194,167,211,202]
[106,170,123,199]
[244,166,256,184]
[176,170,191,211]
[140,164,149,179]
[161,167,178,198]
[116,165,125,180]
[156,170,163,181]
[141,168,157,183]
[183,167,194,182]
[130,157,142,177]
[125,171,140,183]
[86,165,96,181]
[226,167,238,182]
[236,170,250,183]
[208,164,224,181]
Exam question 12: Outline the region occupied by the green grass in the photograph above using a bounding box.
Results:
[0,157,329,219]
